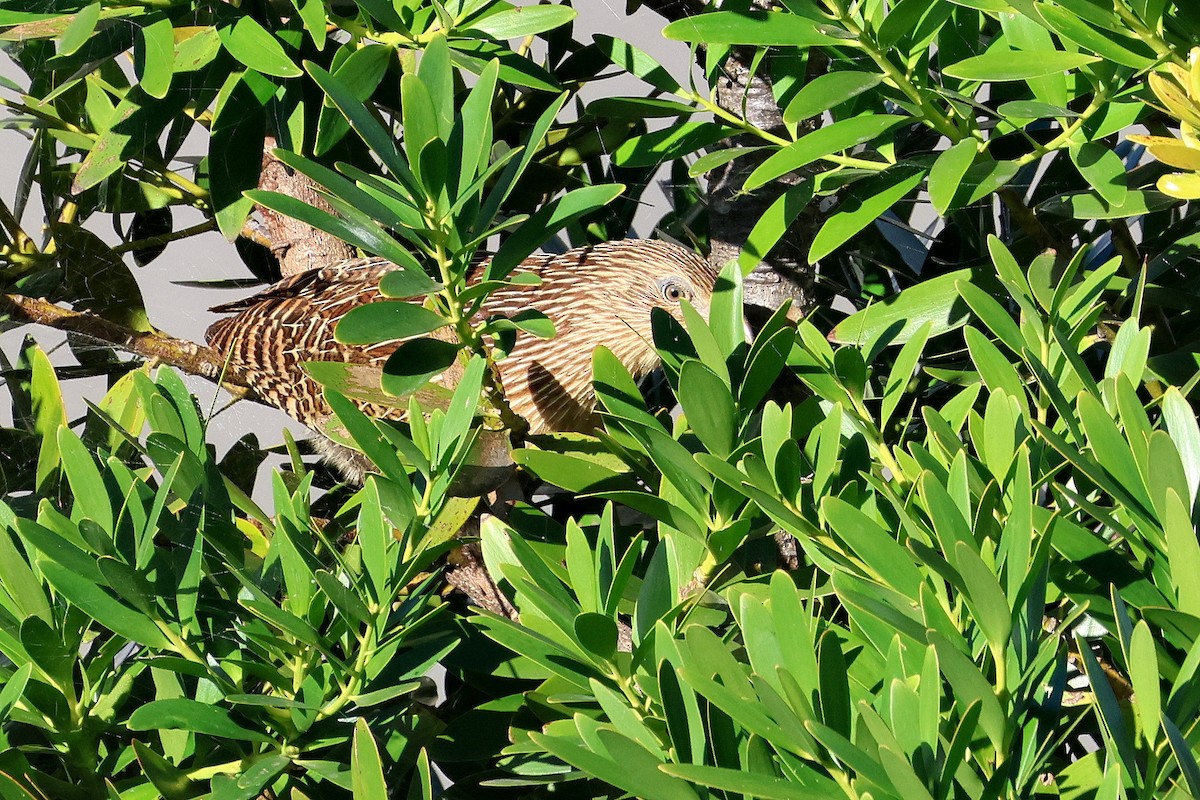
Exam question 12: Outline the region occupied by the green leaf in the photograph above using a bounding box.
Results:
[211,71,271,237]
[513,448,627,492]
[679,361,735,458]
[336,301,447,344]
[530,728,701,800]
[1039,189,1175,219]
[488,183,626,276]
[457,58,499,187]
[55,224,151,331]
[351,719,388,800]
[448,39,560,91]
[1069,142,1128,207]
[418,35,453,141]
[1075,632,1138,773]
[477,93,568,258]
[574,613,618,660]
[473,611,597,690]
[663,11,850,46]
[881,320,931,429]
[710,260,746,358]
[782,71,883,125]
[0,524,52,624]
[613,122,730,168]
[953,542,1012,659]
[380,338,461,397]
[928,139,976,215]
[822,497,924,599]
[942,50,1100,80]
[829,268,978,345]
[218,17,302,77]
[593,35,682,94]
[1128,620,1161,748]
[20,616,75,687]
[323,389,406,478]
[739,182,814,273]
[129,699,271,742]
[662,764,829,799]
[57,1,99,55]
[39,560,170,648]
[401,71,439,177]
[587,97,696,119]
[315,44,393,155]
[1037,5,1156,69]
[997,100,1079,120]
[246,190,437,294]
[135,16,174,99]
[1164,715,1200,798]
[56,426,113,532]
[463,5,576,39]
[689,146,767,177]
[16,516,104,584]
[1162,388,1200,509]
[808,166,925,263]
[745,115,905,192]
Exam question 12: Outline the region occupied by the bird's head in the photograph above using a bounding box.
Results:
[552,240,717,378]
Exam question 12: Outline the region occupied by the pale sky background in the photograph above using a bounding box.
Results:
[0,1,697,498]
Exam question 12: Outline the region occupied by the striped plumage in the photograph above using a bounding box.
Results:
[206,239,716,435]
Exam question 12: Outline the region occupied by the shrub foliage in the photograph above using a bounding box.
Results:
[2,0,1200,798]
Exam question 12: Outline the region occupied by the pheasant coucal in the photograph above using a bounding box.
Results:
[205,239,717,474]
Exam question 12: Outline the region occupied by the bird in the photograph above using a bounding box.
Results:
[205,239,717,459]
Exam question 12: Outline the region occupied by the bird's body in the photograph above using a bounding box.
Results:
[206,239,716,437]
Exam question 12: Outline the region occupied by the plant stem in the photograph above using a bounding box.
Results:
[834,14,961,140]
[684,91,890,171]
[112,219,218,254]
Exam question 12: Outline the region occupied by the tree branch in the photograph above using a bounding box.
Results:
[0,293,253,392]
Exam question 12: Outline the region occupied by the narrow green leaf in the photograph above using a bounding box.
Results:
[663,11,851,46]
[1038,5,1156,69]
[808,166,925,262]
[129,699,271,742]
[679,361,735,457]
[488,184,625,276]
[829,269,977,345]
[662,763,829,799]
[1070,142,1128,207]
[881,320,931,429]
[464,5,576,39]
[57,2,99,55]
[218,17,302,77]
[613,123,730,169]
[943,50,1099,80]
[351,718,388,799]
[593,35,682,94]
[746,115,905,192]
[739,181,814,273]
[953,542,1012,658]
[135,16,174,98]
[928,139,976,215]
[1039,189,1176,219]
[39,560,170,648]
[56,426,113,533]
[782,71,883,125]
[336,301,447,344]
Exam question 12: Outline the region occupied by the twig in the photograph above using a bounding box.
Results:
[0,293,254,393]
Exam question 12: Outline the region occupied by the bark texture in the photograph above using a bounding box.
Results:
[253,137,356,277]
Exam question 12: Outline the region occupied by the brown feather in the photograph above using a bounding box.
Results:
[205,239,717,435]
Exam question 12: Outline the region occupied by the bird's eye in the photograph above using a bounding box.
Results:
[659,279,691,303]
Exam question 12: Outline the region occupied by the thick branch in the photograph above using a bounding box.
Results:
[253,137,356,277]
[1,293,253,391]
